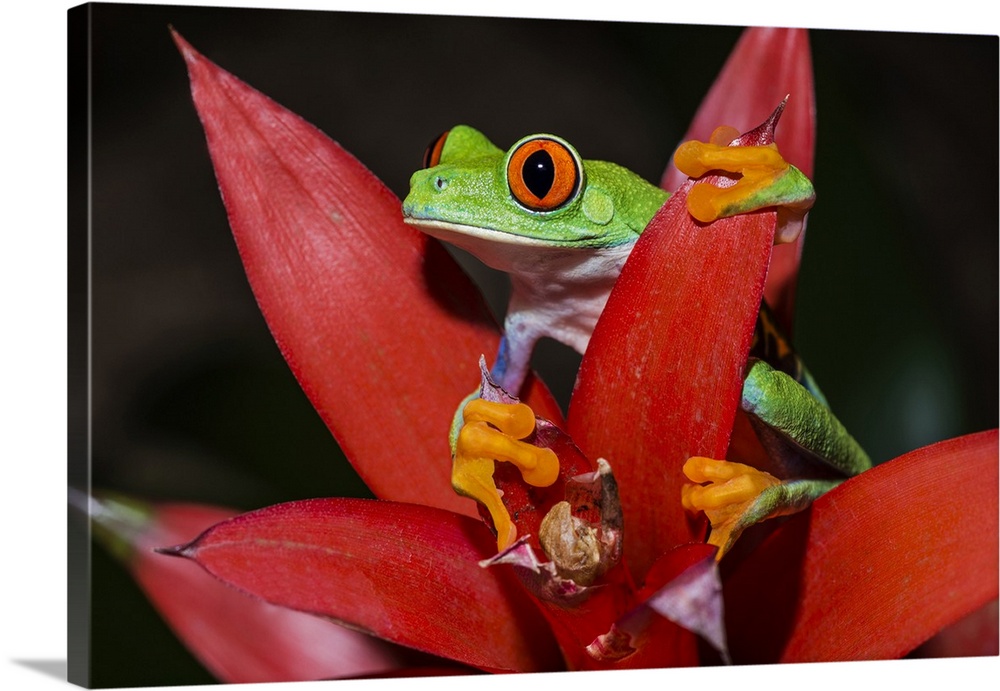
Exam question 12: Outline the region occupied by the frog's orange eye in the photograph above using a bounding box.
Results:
[507,137,581,211]
[422,130,450,169]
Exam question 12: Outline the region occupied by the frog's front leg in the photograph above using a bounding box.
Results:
[674,123,816,244]
[452,397,559,551]
[489,323,540,397]
[682,359,872,558]
[448,328,540,453]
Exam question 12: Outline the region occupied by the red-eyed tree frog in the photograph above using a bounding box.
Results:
[401,124,871,558]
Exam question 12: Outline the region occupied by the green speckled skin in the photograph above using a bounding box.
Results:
[743,359,872,478]
[403,126,668,248]
[720,478,842,556]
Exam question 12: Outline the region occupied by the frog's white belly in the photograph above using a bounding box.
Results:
[504,244,634,354]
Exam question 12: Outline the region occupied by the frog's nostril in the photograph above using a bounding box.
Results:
[434,176,448,191]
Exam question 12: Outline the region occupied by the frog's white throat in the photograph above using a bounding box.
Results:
[405,217,637,357]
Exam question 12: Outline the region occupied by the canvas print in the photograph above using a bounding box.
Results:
[68,3,998,687]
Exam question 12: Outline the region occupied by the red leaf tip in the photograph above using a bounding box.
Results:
[154,541,195,559]
[169,27,216,78]
[735,98,788,148]
[169,27,199,65]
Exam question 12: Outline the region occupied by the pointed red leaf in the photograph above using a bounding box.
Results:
[166,498,564,673]
[662,27,815,331]
[724,430,999,663]
[568,180,775,580]
[173,32,560,517]
[88,495,415,683]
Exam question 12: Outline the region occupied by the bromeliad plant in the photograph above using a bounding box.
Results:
[90,26,998,682]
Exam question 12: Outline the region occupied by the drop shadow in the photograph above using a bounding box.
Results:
[11,659,67,682]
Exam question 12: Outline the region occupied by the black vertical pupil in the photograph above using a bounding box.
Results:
[522,149,555,199]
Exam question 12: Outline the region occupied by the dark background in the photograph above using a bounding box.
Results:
[76,3,997,686]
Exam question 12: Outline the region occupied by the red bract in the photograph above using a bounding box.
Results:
[85,494,435,683]
[163,498,562,672]
[660,27,815,332]
[568,176,775,580]
[724,430,999,663]
[173,29,561,520]
[143,26,1000,679]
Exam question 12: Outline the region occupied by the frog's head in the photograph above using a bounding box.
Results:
[402,126,667,251]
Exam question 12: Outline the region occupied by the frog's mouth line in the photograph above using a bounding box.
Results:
[402,215,637,282]
[403,217,574,247]
[401,217,610,250]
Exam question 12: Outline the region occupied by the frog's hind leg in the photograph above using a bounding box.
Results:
[740,359,871,479]
[682,359,871,559]
[682,456,841,558]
